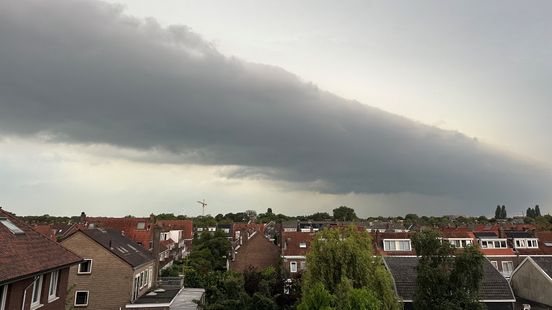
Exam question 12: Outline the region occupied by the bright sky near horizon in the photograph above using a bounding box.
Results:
[0,0,550,217]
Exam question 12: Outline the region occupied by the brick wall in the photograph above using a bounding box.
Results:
[230,232,280,272]
[62,232,135,310]
[2,267,71,310]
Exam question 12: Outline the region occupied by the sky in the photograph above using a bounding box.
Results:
[0,0,550,217]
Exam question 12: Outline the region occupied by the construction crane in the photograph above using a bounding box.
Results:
[197,199,207,216]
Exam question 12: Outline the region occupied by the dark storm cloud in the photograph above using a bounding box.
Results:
[0,0,550,210]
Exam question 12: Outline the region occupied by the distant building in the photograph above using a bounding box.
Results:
[0,208,82,310]
[61,228,156,309]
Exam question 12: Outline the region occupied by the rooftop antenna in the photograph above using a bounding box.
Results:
[197,199,207,216]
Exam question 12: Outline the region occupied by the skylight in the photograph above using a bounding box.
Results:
[0,217,25,234]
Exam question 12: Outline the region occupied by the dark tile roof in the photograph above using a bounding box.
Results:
[0,208,82,284]
[505,231,533,238]
[383,256,515,302]
[80,228,154,267]
[531,257,552,278]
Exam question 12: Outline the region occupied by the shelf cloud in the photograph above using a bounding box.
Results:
[0,0,550,214]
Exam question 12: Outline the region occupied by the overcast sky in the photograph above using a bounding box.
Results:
[0,0,550,217]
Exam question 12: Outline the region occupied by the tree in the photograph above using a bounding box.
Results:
[412,231,485,310]
[494,205,501,219]
[187,231,231,274]
[535,205,542,217]
[527,207,535,218]
[332,206,357,221]
[500,205,507,219]
[298,226,399,310]
[267,208,273,214]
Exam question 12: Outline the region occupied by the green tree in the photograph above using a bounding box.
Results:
[500,205,507,219]
[535,205,542,217]
[494,205,501,219]
[187,231,231,274]
[298,226,399,309]
[332,206,357,221]
[412,231,485,310]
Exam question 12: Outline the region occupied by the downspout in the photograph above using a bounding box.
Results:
[21,276,39,310]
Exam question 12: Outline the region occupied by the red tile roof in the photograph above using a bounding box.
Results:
[439,227,475,239]
[282,231,315,256]
[158,220,193,239]
[32,224,57,240]
[0,208,82,284]
[479,248,515,255]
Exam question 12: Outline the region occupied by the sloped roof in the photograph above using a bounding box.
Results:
[474,231,499,238]
[384,256,515,302]
[0,208,82,284]
[158,220,193,239]
[79,228,154,268]
[505,231,533,238]
[282,231,315,256]
[530,257,552,278]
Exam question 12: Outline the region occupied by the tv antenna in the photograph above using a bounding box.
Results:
[197,199,207,216]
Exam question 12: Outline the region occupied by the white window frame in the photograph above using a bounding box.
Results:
[502,261,514,277]
[299,242,307,248]
[513,238,539,249]
[148,267,154,288]
[31,275,43,309]
[490,261,498,269]
[0,285,7,310]
[78,259,93,274]
[48,270,59,302]
[383,239,411,251]
[290,261,298,273]
[479,238,507,249]
[74,290,89,307]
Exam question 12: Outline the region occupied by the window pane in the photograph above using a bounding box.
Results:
[75,292,88,305]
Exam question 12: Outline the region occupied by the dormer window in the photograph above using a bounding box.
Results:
[444,238,473,248]
[513,238,538,249]
[383,239,411,251]
[136,222,146,230]
[479,239,507,249]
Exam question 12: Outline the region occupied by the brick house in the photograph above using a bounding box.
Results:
[281,231,315,275]
[0,208,82,310]
[230,229,280,272]
[61,229,156,310]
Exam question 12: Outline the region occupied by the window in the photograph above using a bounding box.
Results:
[0,285,7,310]
[48,270,59,302]
[0,217,24,234]
[78,259,92,274]
[136,222,146,230]
[514,238,539,249]
[502,261,514,277]
[31,275,43,308]
[290,261,297,273]
[480,239,507,249]
[383,239,411,251]
[299,242,307,248]
[490,261,498,269]
[74,291,89,307]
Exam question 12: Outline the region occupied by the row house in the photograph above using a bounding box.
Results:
[281,231,315,275]
[61,228,156,310]
[0,208,82,310]
[384,256,516,310]
[372,231,415,256]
